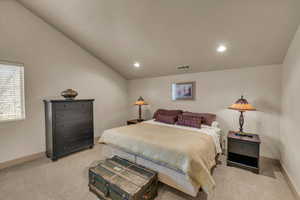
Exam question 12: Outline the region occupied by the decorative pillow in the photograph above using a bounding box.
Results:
[182,112,216,126]
[155,114,178,124]
[177,115,202,129]
[153,109,183,119]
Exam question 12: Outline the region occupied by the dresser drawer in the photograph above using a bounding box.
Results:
[63,133,93,143]
[58,129,93,140]
[54,115,93,127]
[228,138,259,158]
[63,138,93,153]
[54,101,92,111]
[55,103,92,124]
[56,136,93,155]
[55,126,93,141]
[55,123,92,132]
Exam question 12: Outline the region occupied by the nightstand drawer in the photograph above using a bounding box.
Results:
[228,138,259,158]
[127,119,144,125]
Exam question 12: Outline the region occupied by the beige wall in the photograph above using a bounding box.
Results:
[129,65,282,159]
[281,25,300,195]
[0,0,289,171]
[0,0,128,163]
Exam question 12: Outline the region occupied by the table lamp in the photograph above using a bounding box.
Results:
[134,96,148,122]
[228,95,256,136]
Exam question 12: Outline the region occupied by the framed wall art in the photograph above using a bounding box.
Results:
[171,82,195,100]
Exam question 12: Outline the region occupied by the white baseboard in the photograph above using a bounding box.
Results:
[0,137,101,171]
[0,152,45,170]
[279,162,300,200]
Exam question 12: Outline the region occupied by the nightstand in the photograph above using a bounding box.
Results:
[227,131,260,173]
[127,119,144,125]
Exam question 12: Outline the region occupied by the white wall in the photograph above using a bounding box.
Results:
[0,0,128,163]
[281,25,300,195]
[129,65,282,159]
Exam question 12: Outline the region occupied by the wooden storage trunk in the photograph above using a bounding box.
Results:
[89,156,158,200]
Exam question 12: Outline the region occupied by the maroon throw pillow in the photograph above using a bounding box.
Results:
[153,109,183,119]
[177,115,202,129]
[155,114,178,124]
[182,112,216,126]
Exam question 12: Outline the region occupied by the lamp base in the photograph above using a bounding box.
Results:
[235,132,254,138]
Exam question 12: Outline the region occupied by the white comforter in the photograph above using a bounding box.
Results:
[99,120,222,193]
[144,119,222,154]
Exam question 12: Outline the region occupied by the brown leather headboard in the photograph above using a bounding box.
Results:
[182,112,216,126]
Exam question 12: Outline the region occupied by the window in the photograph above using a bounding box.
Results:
[0,62,25,122]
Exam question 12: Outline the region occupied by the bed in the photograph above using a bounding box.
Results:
[99,113,222,197]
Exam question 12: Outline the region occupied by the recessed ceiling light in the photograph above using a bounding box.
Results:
[133,62,141,68]
[217,45,227,53]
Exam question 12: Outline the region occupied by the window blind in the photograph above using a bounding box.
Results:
[0,62,25,121]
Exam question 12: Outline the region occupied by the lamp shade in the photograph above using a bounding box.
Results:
[228,95,256,111]
[134,96,148,105]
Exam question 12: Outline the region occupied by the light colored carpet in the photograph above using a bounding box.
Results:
[0,144,296,200]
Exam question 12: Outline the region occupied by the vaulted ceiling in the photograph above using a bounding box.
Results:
[17,0,300,79]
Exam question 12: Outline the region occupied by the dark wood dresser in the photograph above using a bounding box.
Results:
[227,131,260,173]
[44,99,94,161]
